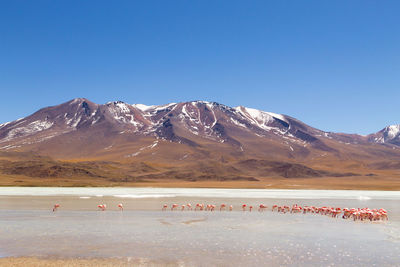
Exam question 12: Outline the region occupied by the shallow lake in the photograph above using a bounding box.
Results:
[0,188,399,266]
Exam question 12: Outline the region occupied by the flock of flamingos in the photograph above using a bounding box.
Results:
[161,203,388,222]
[52,202,389,222]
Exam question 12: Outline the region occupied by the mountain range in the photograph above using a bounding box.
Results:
[0,98,399,188]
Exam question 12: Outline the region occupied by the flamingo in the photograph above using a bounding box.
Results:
[52,204,60,212]
[277,206,285,213]
[242,204,247,211]
[187,203,192,210]
[284,206,290,212]
[118,203,123,211]
[181,205,185,211]
[291,205,302,214]
[171,204,179,211]
[220,204,226,211]
[249,205,253,212]
[258,204,267,212]
[162,204,168,211]
[97,204,106,211]
[332,208,341,218]
[195,203,204,211]
[229,205,233,211]
[381,211,388,221]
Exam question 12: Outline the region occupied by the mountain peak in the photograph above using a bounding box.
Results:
[381,124,400,143]
[106,100,126,105]
[386,125,400,137]
[132,104,155,112]
[68,98,90,105]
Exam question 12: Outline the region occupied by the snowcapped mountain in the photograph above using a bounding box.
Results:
[368,125,400,146]
[1,98,400,185]
[0,99,323,150]
[0,98,398,161]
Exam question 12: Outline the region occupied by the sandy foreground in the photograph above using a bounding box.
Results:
[0,257,181,267]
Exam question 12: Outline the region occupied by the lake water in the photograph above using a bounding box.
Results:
[0,187,399,266]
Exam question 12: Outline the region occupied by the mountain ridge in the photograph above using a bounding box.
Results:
[0,98,399,188]
[1,98,398,151]
[1,98,397,139]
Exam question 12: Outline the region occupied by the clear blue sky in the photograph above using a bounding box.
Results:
[1,1,399,134]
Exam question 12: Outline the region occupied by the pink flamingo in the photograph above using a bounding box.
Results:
[97,204,106,211]
[52,204,60,212]
[187,203,192,210]
[242,204,247,211]
[162,204,168,211]
[229,205,233,211]
[118,203,123,211]
[342,208,350,219]
[258,204,267,212]
[220,204,226,211]
[380,209,388,220]
[171,204,179,211]
[332,208,341,218]
[181,205,185,211]
[249,205,253,212]
[291,205,302,214]
[284,206,290,212]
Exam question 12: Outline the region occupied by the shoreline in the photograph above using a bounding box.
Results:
[0,177,400,190]
[1,171,400,190]
[1,187,399,200]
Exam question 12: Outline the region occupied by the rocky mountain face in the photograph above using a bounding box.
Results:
[0,98,399,182]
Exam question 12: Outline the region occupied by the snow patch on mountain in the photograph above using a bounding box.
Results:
[182,104,200,124]
[230,117,247,128]
[236,106,286,123]
[0,121,12,129]
[206,103,217,128]
[386,125,400,139]
[106,102,142,127]
[147,103,177,113]
[235,106,276,131]
[132,104,155,112]
[70,115,82,128]
[114,102,131,113]
[2,120,54,142]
